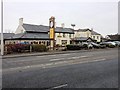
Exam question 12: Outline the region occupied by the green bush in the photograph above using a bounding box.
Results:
[32,44,48,52]
[66,44,81,50]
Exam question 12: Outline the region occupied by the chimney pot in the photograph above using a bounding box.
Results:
[19,18,23,25]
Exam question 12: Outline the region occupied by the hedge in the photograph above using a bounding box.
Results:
[66,44,81,50]
[5,44,48,54]
[32,44,48,52]
[5,44,30,53]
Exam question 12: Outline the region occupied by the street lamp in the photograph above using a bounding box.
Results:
[1,0,4,55]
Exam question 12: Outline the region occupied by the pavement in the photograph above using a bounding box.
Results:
[2,48,117,59]
[2,48,118,88]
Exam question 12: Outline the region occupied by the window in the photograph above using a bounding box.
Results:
[93,36,95,39]
[47,41,50,46]
[31,42,33,44]
[63,33,65,37]
[34,41,38,44]
[69,34,71,38]
[97,36,99,39]
[43,41,45,45]
[57,33,62,37]
[39,41,41,44]
[62,40,67,45]
[35,42,38,44]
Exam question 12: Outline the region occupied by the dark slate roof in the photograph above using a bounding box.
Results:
[55,27,74,34]
[22,24,49,33]
[10,32,50,40]
[91,30,101,35]
[77,28,90,32]
[0,33,14,40]
[73,37,96,41]
[22,23,74,34]
[107,34,120,41]
[76,28,101,35]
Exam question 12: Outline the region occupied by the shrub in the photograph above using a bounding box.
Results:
[66,44,81,50]
[32,44,48,52]
[5,44,30,53]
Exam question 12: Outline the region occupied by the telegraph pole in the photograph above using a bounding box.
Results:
[1,0,4,55]
[49,16,55,50]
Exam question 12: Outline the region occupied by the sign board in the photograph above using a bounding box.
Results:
[50,28,54,39]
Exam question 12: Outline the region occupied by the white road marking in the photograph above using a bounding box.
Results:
[93,58,106,62]
[62,54,70,56]
[3,58,107,72]
[54,61,67,65]
[80,56,87,58]
[50,56,88,62]
[36,55,57,57]
[52,84,68,89]
[71,57,80,59]
[50,58,65,61]
[67,56,87,59]
[76,58,107,64]
[36,56,46,58]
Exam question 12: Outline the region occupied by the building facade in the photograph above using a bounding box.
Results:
[74,28,101,42]
[9,18,74,46]
[54,27,74,46]
[3,18,102,47]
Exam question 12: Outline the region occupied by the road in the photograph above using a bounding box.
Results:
[2,48,118,88]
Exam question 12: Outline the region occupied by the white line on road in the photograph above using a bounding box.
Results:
[76,58,107,64]
[50,56,88,62]
[71,57,80,59]
[36,56,46,58]
[61,54,70,56]
[3,57,107,73]
[93,58,106,61]
[80,56,87,58]
[50,58,65,61]
[52,84,68,89]
[36,55,57,58]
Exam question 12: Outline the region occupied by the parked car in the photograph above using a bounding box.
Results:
[114,41,120,47]
[88,43,93,49]
[91,42,100,49]
[108,41,116,46]
[100,41,116,48]
[99,43,106,49]
[81,42,93,49]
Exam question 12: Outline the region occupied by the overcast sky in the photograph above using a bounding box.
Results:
[3,0,118,37]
